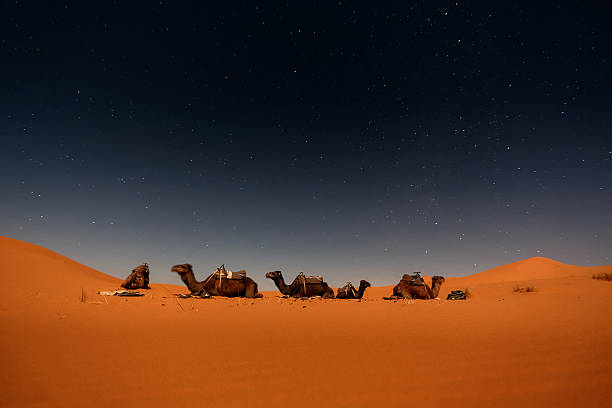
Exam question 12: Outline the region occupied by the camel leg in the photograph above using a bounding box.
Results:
[386,288,413,300]
[245,284,262,298]
[293,286,305,298]
[317,284,334,299]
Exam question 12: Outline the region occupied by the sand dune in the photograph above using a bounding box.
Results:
[455,256,612,284]
[363,257,612,300]
[0,237,121,307]
[1,236,611,407]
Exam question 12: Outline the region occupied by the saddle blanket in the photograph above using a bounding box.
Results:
[300,274,323,284]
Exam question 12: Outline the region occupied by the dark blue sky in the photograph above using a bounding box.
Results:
[1,1,610,289]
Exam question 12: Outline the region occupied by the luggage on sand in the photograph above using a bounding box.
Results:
[447,290,467,300]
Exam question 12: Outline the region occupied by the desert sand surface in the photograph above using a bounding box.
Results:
[1,236,611,407]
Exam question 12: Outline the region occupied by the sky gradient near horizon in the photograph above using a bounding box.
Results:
[1,1,611,290]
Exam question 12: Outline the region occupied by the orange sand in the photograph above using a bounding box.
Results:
[1,236,611,407]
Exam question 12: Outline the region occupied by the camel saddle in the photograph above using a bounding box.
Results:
[213,265,246,280]
[132,264,149,275]
[298,272,323,284]
[338,282,356,297]
[401,272,426,286]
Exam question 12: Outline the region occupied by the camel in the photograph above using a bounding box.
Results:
[386,275,446,300]
[171,264,263,298]
[336,280,371,299]
[265,271,335,298]
[121,264,150,289]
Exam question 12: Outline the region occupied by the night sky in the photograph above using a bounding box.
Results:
[2,1,611,289]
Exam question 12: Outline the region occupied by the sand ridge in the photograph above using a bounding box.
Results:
[0,236,611,407]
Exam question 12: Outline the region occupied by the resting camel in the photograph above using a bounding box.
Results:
[336,280,371,299]
[265,271,335,298]
[386,275,446,300]
[171,264,263,298]
[121,264,150,289]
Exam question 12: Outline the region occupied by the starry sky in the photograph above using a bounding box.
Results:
[1,1,611,289]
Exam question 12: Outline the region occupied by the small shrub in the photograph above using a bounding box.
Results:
[463,288,473,298]
[592,273,612,281]
[513,285,537,293]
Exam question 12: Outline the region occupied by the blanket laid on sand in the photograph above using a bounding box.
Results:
[98,290,144,297]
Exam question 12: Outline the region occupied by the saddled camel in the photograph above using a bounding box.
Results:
[385,274,445,300]
[265,271,335,298]
[121,264,150,289]
[171,264,262,298]
[336,280,371,299]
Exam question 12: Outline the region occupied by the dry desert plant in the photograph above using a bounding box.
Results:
[463,287,473,298]
[513,285,537,293]
[592,273,612,281]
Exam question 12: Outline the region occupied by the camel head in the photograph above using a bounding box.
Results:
[359,280,371,289]
[431,276,445,286]
[171,264,192,275]
[265,271,283,280]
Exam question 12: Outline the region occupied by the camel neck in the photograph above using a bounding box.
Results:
[356,285,366,299]
[181,271,201,292]
[428,281,441,299]
[272,275,291,295]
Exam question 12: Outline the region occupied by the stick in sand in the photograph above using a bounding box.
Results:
[175,296,184,311]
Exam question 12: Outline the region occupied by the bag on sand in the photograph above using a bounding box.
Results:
[447,290,467,300]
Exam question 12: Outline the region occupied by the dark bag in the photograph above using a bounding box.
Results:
[447,290,467,300]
